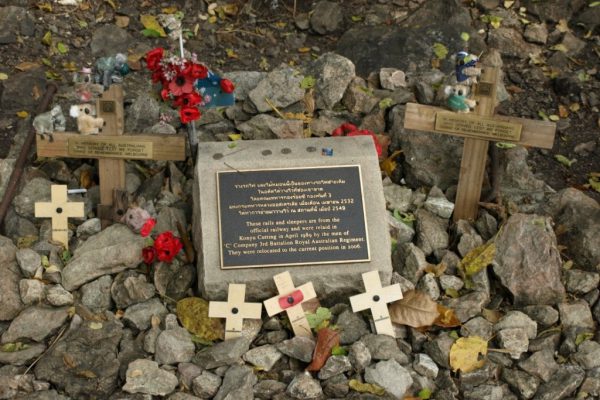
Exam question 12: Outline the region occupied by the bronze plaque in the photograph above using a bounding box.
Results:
[100,100,116,113]
[435,112,522,142]
[217,165,370,269]
[68,137,153,159]
[476,82,493,97]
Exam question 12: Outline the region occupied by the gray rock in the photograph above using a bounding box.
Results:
[380,68,406,90]
[440,275,464,292]
[497,328,529,359]
[423,332,455,369]
[322,374,349,398]
[248,68,304,113]
[342,77,378,114]
[0,258,24,322]
[310,1,343,35]
[318,355,352,380]
[62,224,146,291]
[34,315,123,398]
[155,327,195,365]
[558,300,595,331]
[502,368,540,400]
[254,379,287,399]
[413,353,438,379]
[286,373,323,399]
[123,298,168,331]
[463,384,504,400]
[178,362,203,390]
[0,342,45,366]
[147,122,176,135]
[192,370,222,398]
[442,291,489,323]
[394,242,428,284]
[276,336,315,363]
[522,305,559,328]
[0,6,34,44]
[14,177,52,218]
[81,275,113,312]
[214,365,257,400]
[417,273,440,301]
[2,306,69,343]
[243,344,282,371]
[360,334,408,364]
[475,210,498,241]
[19,279,45,305]
[494,311,537,340]
[383,184,413,212]
[497,148,551,208]
[0,70,47,111]
[123,359,178,396]
[91,24,132,56]
[365,359,413,399]
[519,349,559,382]
[532,364,585,400]
[560,31,586,57]
[238,114,304,140]
[348,340,371,373]
[461,317,493,339]
[223,71,266,102]
[155,206,186,235]
[309,112,345,137]
[153,261,196,302]
[415,209,449,256]
[15,249,41,278]
[336,310,369,345]
[388,212,416,245]
[493,214,566,306]
[456,222,484,258]
[111,271,155,309]
[168,393,202,400]
[424,187,454,219]
[564,269,600,295]
[488,27,540,59]
[45,285,73,307]
[524,23,548,44]
[193,337,252,369]
[573,340,600,370]
[309,53,355,110]
[580,367,600,397]
[414,81,435,105]
[126,95,160,133]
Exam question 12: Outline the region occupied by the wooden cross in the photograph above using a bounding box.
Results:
[404,67,556,221]
[264,271,316,337]
[208,283,263,340]
[349,271,402,337]
[36,85,186,227]
[34,185,84,249]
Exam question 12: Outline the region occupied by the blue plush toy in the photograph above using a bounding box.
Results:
[455,51,481,84]
[445,84,477,113]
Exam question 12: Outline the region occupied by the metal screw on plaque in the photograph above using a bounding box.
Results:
[281,148,292,154]
[213,153,223,160]
[306,146,317,152]
[262,150,272,156]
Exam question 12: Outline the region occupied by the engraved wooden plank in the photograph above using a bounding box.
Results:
[34,185,84,249]
[209,283,262,340]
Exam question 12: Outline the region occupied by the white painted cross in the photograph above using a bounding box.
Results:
[264,271,316,337]
[208,283,263,340]
[34,185,85,249]
[349,271,402,337]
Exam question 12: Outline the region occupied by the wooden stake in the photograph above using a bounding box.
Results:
[349,271,402,337]
[209,283,262,340]
[264,272,316,337]
[34,185,84,249]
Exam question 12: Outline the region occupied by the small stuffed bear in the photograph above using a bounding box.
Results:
[33,105,66,141]
[455,51,482,85]
[69,104,104,135]
[445,84,477,113]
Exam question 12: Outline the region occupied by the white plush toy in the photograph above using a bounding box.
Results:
[69,104,104,135]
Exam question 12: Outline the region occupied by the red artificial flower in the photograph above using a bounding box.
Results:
[220,78,235,94]
[140,218,156,237]
[142,246,156,265]
[331,122,357,136]
[180,106,201,124]
[169,72,194,96]
[152,68,166,84]
[153,231,183,263]
[160,88,170,101]
[183,62,208,79]
[146,48,164,71]
[174,92,202,108]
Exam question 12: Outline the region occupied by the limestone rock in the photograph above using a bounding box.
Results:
[309,53,355,110]
[223,71,266,102]
[154,327,195,365]
[81,275,113,312]
[243,344,282,371]
[310,1,343,34]
[365,359,413,399]
[122,298,168,331]
[193,337,252,369]
[2,306,69,343]
[192,370,221,398]
[14,177,52,218]
[238,114,304,140]
[286,373,323,400]
[111,271,155,309]
[123,359,178,396]
[248,68,304,113]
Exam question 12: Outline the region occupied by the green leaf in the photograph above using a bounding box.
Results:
[140,14,167,37]
[460,32,470,42]
[378,97,393,110]
[141,28,162,37]
[555,154,576,167]
[459,242,496,277]
[496,142,517,149]
[1,342,28,352]
[589,175,600,193]
[578,71,591,82]
[449,330,460,339]
[481,14,503,29]
[62,250,72,263]
[0,73,7,80]
[349,380,385,395]
[575,332,594,345]
[550,44,568,52]
[393,209,415,227]
[590,1,600,6]
[300,75,316,89]
[77,19,88,28]
[419,388,433,399]
[351,15,363,22]
[42,31,52,46]
[41,58,53,67]
[56,42,68,54]
[538,110,549,121]
[432,42,448,59]
[306,307,332,330]
[331,345,347,356]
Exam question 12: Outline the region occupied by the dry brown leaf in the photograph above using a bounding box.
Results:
[15,61,41,71]
[80,169,94,189]
[434,304,461,328]
[380,149,402,177]
[449,336,487,373]
[63,354,77,369]
[77,369,97,379]
[306,327,339,372]
[115,15,130,28]
[424,262,447,277]
[389,290,439,328]
[481,308,502,324]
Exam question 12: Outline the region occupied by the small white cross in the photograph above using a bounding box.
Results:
[264,271,316,337]
[208,283,262,340]
[34,185,84,249]
[349,271,402,337]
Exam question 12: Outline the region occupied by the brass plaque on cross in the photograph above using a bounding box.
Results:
[434,112,523,142]
[68,137,153,159]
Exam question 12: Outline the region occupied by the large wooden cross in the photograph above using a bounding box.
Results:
[36,85,186,226]
[404,67,556,221]
[209,283,263,340]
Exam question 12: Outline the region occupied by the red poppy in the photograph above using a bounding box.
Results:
[146,48,164,71]
[140,218,156,237]
[180,106,201,124]
[174,92,202,107]
[169,72,194,96]
[220,78,235,94]
[153,231,183,263]
[142,246,156,265]
[183,62,208,79]
[332,122,357,136]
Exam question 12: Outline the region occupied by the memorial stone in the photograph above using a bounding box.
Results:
[193,136,391,300]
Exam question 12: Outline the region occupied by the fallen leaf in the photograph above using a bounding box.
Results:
[105,0,116,9]
[424,262,447,277]
[331,345,347,356]
[140,14,167,37]
[558,105,569,118]
[449,336,487,373]
[42,31,52,46]
[481,308,502,323]
[458,242,496,277]
[555,154,576,167]
[89,322,103,330]
[228,133,242,141]
[588,174,600,193]
[63,354,77,368]
[115,15,130,28]
[77,370,97,379]
[1,342,28,352]
[434,304,461,328]
[550,44,568,52]
[351,15,363,22]
[222,4,238,16]
[306,307,332,331]
[496,142,517,149]
[503,0,515,8]
[300,75,316,89]
[176,297,224,341]
[548,114,560,122]
[418,388,433,399]
[389,290,439,328]
[379,97,394,110]
[0,73,7,80]
[15,61,40,71]
[380,150,402,178]
[575,332,594,345]
[556,19,569,33]
[460,32,470,41]
[37,2,53,11]
[56,42,68,54]
[298,47,311,53]
[306,327,339,371]
[348,379,385,395]
[16,111,29,118]
[569,103,580,112]
[432,42,448,59]
[162,6,178,13]
[225,48,238,59]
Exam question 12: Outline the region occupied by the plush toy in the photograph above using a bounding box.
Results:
[455,51,481,85]
[69,104,104,135]
[33,105,66,140]
[121,207,152,232]
[73,67,104,102]
[96,53,130,89]
[445,84,477,113]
